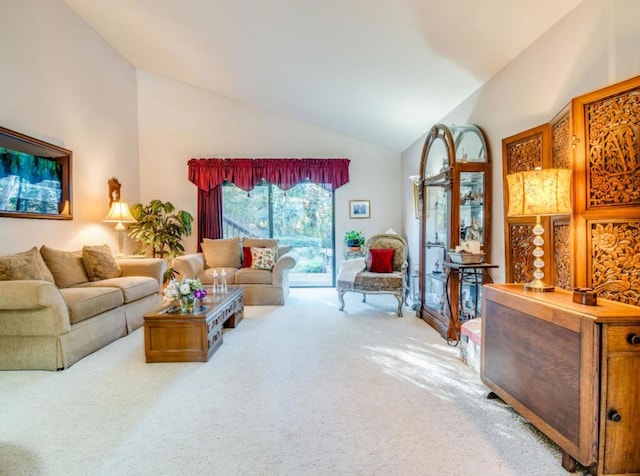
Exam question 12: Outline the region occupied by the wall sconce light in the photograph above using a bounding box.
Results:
[506,168,572,292]
[103,201,136,256]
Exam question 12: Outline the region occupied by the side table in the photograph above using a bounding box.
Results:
[443,262,498,345]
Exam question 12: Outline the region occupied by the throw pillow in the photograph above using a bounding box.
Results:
[250,247,276,271]
[369,248,395,273]
[241,246,252,268]
[82,244,121,281]
[201,237,241,269]
[0,247,55,283]
[40,245,90,288]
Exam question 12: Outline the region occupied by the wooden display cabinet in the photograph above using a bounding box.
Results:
[417,124,491,341]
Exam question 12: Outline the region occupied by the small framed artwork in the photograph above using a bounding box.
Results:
[349,200,370,219]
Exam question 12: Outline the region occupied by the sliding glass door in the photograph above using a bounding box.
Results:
[222,181,334,287]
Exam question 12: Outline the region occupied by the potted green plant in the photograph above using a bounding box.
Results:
[127,199,193,282]
[344,230,365,250]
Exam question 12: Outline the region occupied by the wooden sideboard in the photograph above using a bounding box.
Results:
[481,284,640,475]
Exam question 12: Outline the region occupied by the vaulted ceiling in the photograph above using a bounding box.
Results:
[64,0,584,152]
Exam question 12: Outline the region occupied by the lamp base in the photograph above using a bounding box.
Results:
[524,279,555,292]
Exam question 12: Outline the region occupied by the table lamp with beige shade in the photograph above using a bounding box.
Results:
[506,168,572,292]
[103,201,136,257]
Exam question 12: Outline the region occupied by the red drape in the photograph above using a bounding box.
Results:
[197,185,223,248]
[189,158,350,245]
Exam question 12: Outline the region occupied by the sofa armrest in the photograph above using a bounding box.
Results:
[272,252,298,287]
[119,258,167,287]
[0,280,71,336]
[172,253,206,280]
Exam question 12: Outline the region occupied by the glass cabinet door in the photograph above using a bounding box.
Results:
[459,172,485,245]
[420,132,451,315]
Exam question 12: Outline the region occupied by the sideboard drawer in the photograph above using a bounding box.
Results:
[607,325,640,352]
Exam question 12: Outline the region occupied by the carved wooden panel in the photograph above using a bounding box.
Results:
[551,110,571,169]
[508,223,535,284]
[504,135,544,174]
[590,221,640,305]
[552,220,571,290]
[585,88,640,208]
[502,125,551,284]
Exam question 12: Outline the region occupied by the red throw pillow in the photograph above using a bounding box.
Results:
[242,246,252,268]
[369,248,395,273]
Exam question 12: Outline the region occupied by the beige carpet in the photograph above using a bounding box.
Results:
[0,288,588,476]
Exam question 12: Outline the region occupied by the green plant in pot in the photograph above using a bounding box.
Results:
[344,230,365,249]
[127,199,193,282]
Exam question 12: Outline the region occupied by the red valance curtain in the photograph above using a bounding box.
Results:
[188,158,350,246]
[188,158,350,192]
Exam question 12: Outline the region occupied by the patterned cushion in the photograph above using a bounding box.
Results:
[0,247,55,283]
[201,237,241,269]
[40,245,89,288]
[82,244,121,281]
[251,247,276,270]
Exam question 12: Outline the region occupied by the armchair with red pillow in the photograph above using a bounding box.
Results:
[337,233,408,317]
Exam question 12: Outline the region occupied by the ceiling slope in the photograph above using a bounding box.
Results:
[64,0,584,151]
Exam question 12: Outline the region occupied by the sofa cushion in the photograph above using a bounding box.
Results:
[60,287,124,325]
[243,237,277,250]
[76,276,159,303]
[235,268,273,285]
[82,244,121,281]
[40,245,90,288]
[241,246,254,268]
[251,247,276,270]
[368,248,395,273]
[201,237,241,269]
[0,247,55,283]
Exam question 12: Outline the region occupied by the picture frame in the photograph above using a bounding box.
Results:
[0,126,72,220]
[349,199,370,219]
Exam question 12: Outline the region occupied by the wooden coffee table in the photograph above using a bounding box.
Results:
[144,287,244,363]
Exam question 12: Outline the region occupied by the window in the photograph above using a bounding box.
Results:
[222,181,334,286]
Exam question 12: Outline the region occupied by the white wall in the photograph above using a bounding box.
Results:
[137,70,402,255]
[402,0,640,282]
[0,0,139,254]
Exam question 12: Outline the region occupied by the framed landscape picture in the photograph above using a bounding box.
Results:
[0,126,72,220]
[349,200,370,219]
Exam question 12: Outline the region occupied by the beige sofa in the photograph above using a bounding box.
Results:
[0,245,166,370]
[173,237,298,305]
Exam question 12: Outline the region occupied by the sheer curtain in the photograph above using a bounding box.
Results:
[188,158,350,248]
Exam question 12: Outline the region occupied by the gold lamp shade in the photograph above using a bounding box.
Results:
[103,201,136,256]
[506,168,572,217]
[104,201,136,224]
[506,168,572,292]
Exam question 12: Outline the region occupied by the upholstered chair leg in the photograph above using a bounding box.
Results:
[338,290,346,311]
[395,294,403,317]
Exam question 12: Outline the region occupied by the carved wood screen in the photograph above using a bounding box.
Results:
[572,76,640,305]
[503,75,640,305]
[502,124,551,285]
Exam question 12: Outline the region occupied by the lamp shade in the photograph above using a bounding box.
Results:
[506,168,572,217]
[103,201,136,223]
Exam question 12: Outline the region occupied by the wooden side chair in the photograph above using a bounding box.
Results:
[337,233,408,317]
